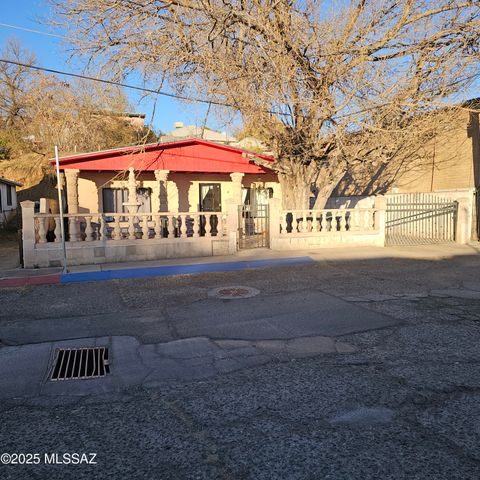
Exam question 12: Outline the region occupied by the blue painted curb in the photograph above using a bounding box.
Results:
[60,256,315,284]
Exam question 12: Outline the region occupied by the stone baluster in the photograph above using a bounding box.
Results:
[153,215,162,239]
[85,216,93,241]
[168,215,175,238]
[54,215,61,243]
[68,216,79,242]
[339,211,346,231]
[67,217,76,242]
[193,214,200,238]
[38,216,47,243]
[281,212,288,235]
[180,214,187,238]
[127,214,136,240]
[205,214,212,238]
[301,211,308,232]
[141,215,149,239]
[99,214,107,240]
[113,214,121,240]
[324,212,331,232]
[315,214,321,232]
[295,212,301,233]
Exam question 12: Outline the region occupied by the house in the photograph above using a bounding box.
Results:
[333,108,480,239]
[51,138,280,218]
[159,122,238,145]
[0,177,22,225]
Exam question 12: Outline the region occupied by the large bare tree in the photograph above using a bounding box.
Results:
[51,0,480,208]
[0,39,157,188]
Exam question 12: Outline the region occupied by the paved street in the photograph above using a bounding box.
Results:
[1,244,480,479]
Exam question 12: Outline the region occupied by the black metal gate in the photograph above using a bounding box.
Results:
[238,204,269,248]
[386,193,457,246]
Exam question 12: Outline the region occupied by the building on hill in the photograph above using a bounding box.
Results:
[0,176,22,225]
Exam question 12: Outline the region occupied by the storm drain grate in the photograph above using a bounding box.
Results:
[50,347,110,381]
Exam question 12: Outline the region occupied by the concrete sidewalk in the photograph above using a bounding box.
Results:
[1,242,479,287]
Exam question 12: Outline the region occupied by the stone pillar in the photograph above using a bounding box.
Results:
[225,199,239,253]
[64,169,80,241]
[154,169,170,212]
[268,197,281,249]
[64,169,80,214]
[374,195,386,247]
[230,172,244,205]
[21,200,36,268]
[456,197,471,244]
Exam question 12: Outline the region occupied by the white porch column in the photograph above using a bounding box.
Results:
[154,169,170,212]
[230,172,244,205]
[64,169,79,214]
[64,169,80,241]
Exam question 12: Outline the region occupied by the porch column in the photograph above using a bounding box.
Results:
[230,172,244,205]
[154,169,170,212]
[65,169,80,241]
[64,169,79,214]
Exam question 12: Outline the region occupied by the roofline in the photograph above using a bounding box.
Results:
[49,138,275,165]
[0,177,22,187]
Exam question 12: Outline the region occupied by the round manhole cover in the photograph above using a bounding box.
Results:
[208,286,260,299]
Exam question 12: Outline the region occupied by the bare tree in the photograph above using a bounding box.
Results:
[0,39,157,186]
[51,0,480,208]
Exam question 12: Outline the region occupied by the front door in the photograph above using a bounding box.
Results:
[199,183,221,235]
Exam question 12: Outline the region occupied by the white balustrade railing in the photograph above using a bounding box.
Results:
[33,212,227,244]
[280,208,377,235]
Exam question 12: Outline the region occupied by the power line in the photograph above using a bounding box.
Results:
[0,22,66,39]
[0,58,235,108]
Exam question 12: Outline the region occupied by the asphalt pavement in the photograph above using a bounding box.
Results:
[1,244,480,479]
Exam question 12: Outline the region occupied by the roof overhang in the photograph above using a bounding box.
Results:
[0,177,22,187]
[50,138,275,175]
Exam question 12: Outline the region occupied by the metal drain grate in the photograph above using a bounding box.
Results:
[50,347,110,381]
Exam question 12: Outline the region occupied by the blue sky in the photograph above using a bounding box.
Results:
[0,0,230,135]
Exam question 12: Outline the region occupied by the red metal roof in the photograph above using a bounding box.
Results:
[50,138,275,174]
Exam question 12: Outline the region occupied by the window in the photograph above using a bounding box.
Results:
[242,187,273,206]
[199,184,221,212]
[6,185,12,206]
[102,188,151,213]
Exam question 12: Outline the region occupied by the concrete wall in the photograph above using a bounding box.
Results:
[21,200,238,268]
[268,197,386,250]
[76,171,281,214]
[393,111,475,192]
[28,238,232,268]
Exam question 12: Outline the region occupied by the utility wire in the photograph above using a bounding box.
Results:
[0,22,66,39]
[0,58,234,108]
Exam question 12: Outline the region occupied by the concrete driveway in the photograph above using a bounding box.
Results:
[1,244,480,479]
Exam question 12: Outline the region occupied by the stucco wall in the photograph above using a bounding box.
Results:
[0,182,18,223]
[76,171,281,213]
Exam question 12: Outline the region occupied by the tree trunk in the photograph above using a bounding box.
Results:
[277,160,345,211]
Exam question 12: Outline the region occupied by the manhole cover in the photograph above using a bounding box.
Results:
[50,347,110,381]
[208,286,260,299]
